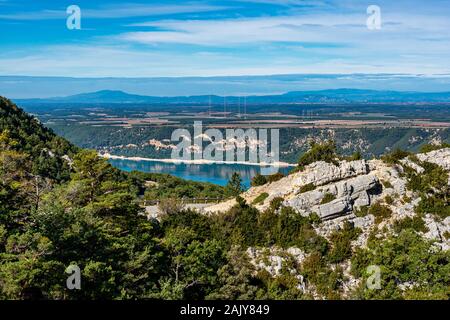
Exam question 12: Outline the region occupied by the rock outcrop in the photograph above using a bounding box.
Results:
[203,148,450,298]
[204,148,450,252]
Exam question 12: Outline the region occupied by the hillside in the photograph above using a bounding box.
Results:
[203,146,450,298]
[0,97,449,300]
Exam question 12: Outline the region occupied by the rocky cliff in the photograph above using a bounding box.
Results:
[204,148,450,297]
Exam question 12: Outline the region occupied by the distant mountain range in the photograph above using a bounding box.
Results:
[15,89,450,104]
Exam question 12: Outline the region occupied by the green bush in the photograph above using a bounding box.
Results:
[308,212,321,225]
[327,221,361,264]
[321,193,336,204]
[350,230,449,300]
[381,180,393,189]
[269,197,284,211]
[415,196,450,220]
[381,148,410,164]
[405,160,450,220]
[384,195,394,205]
[299,183,316,193]
[158,198,185,216]
[368,203,393,224]
[354,206,369,217]
[298,140,338,167]
[393,215,429,234]
[251,174,267,187]
[267,172,285,183]
[252,193,269,205]
[301,253,344,299]
[348,151,362,161]
[419,143,450,153]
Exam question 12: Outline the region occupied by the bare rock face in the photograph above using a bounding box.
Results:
[423,215,450,251]
[312,197,353,220]
[285,174,380,220]
[204,159,369,214]
[417,148,450,170]
[292,160,369,187]
[246,247,307,293]
[400,158,424,173]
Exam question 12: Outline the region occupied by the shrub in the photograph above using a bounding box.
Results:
[402,195,412,204]
[384,195,394,205]
[308,212,321,225]
[419,143,450,153]
[321,193,336,204]
[406,161,448,194]
[393,215,429,233]
[381,148,410,164]
[368,203,393,224]
[298,140,338,167]
[302,252,344,298]
[288,166,302,175]
[354,206,369,217]
[381,180,393,189]
[251,174,267,187]
[252,193,269,205]
[348,151,362,161]
[299,183,316,193]
[266,172,285,183]
[274,207,328,254]
[350,230,449,300]
[405,160,450,220]
[269,197,284,211]
[415,196,450,220]
[327,221,361,263]
[160,209,213,240]
[158,198,185,216]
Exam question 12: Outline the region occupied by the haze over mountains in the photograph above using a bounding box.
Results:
[3,74,450,99]
[15,89,450,105]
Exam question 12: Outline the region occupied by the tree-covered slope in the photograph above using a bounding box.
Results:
[0,97,78,181]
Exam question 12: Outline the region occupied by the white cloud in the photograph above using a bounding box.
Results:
[121,12,450,47]
[1,42,449,78]
[0,3,228,20]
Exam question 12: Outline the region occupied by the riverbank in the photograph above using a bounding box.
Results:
[100,153,296,167]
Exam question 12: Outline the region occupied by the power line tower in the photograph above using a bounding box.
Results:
[244,96,247,119]
[223,96,227,118]
[238,96,241,118]
[208,95,212,117]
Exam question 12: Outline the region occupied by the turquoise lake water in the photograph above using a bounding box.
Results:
[108,158,291,187]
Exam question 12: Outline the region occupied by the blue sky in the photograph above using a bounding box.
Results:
[1,0,450,96]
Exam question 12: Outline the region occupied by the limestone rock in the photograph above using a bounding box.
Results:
[417,148,450,170]
[312,197,352,220]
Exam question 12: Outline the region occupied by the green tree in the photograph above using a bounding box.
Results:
[226,172,244,196]
[207,246,258,300]
[298,140,338,168]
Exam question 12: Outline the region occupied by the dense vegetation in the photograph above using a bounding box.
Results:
[127,171,228,201]
[1,98,449,300]
[403,156,450,220]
